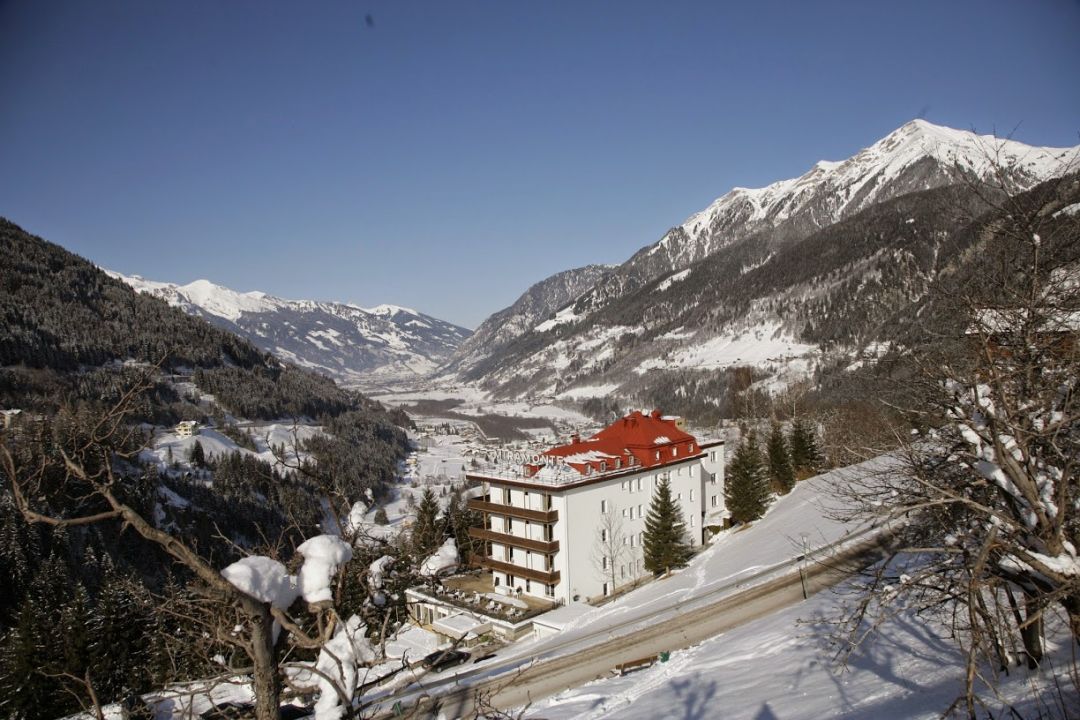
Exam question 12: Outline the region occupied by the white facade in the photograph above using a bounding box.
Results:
[467,428,726,605]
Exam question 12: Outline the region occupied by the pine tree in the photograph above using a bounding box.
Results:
[766,423,795,494]
[789,417,822,478]
[188,439,206,468]
[725,433,771,524]
[642,477,692,576]
[410,487,442,562]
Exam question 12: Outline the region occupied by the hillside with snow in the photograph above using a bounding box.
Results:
[109,273,472,388]
[447,121,1079,412]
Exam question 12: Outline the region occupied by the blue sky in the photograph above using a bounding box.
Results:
[1,1,1078,328]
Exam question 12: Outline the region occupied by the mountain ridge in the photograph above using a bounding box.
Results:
[109,272,472,388]
[445,120,1079,409]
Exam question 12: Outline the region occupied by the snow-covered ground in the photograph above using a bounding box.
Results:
[140,421,323,471]
[525,579,1077,720]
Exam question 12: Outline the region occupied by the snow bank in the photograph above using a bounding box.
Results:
[313,615,376,720]
[368,555,394,589]
[421,538,459,577]
[297,535,353,604]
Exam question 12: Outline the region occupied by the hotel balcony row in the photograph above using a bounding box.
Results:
[468,526,560,554]
[467,553,561,585]
[467,497,559,524]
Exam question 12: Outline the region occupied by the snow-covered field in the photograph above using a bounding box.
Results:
[635,321,816,375]
[526,579,1077,720]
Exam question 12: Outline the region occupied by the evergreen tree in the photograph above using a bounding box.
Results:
[410,487,442,561]
[0,597,49,720]
[188,439,206,468]
[766,423,795,494]
[789,417,822,478]
[89,566,156,702]
[725,433,771,523]
[642,477,692,576]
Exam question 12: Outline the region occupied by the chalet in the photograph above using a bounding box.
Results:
[175,420,200,438]
[465,410,726,605]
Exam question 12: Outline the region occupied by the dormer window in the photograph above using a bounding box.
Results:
[600,461,607,472]
[673,447,678,457]
[655,451,660,460]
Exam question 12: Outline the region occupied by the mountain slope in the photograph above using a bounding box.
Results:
[111,274,472,387]
[442,264,613,376]
[455,120,1078,410]
[570,119,1077,319]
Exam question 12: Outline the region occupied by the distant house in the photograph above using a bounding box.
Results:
[175,420,200,438]
[1,409,22,429]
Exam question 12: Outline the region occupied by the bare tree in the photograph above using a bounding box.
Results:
[832,169,1080,714]
[1,378,373,720]
[592,507,630,596]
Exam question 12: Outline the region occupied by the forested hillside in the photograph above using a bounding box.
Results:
[0,218,413,719]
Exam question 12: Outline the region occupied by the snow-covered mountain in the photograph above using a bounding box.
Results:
[572,119,1077,316]
[449,120,1078,405]
[442,264,613,376]
[109,273,472,387]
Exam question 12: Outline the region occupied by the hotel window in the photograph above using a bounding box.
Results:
[637,504,643,519]
[507,517,514,533]
[620,564,626,579]
[602,557,608,570]
[621,508,627,518]
[711,472,718,484]
[677,493,682,501]
[638,532,644,546]
[636,478,642,491]
[545,584,555,598]
[630,535,635,548]
[503,488,511,505]
[600,499,608,513]
[690,515,695,527]
[711,495,718,508]
[526,579,532,593]
[601,528,608,543]
[690,489,695,502]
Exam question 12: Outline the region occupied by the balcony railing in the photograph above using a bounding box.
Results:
[468,554,561,585]
[468,527,559,554]
[467,498,558,523]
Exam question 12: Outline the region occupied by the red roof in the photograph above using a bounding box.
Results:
[536,410,699,474]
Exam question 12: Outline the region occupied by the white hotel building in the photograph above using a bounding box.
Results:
[466,410,726,605]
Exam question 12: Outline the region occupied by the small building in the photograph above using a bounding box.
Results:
[1,409,22,429]
[175,420,200,438]
[465,410,726,606]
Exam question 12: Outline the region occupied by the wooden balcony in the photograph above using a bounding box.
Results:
[467,498,558,523]
[469,554,561,585]
[469,527,559,554]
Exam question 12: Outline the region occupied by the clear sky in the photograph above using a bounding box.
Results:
[1,1,1078,328]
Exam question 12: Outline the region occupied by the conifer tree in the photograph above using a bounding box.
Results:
[789,417,822,478]
[410,487,442,562]
[766,423,795,494]
[725,433,771,523]
[188,439,206,468]
[642,477,692,576]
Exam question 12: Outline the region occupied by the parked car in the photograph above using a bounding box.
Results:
[421,649,470,672]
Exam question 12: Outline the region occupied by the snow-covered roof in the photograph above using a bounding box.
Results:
[432,612,492,640]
